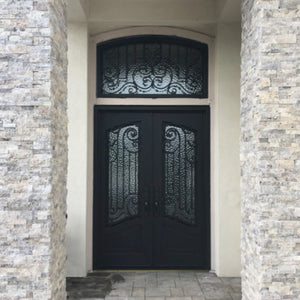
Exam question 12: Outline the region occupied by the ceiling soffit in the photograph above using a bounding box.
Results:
[67,0,241,35]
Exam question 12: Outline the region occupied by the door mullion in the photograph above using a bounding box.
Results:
[150,111,155,267]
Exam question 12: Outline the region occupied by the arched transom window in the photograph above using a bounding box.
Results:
[97,35,208,98]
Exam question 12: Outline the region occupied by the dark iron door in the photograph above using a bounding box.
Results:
[93,106,210,269]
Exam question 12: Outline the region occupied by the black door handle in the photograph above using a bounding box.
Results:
[144,187,151,216]
[153,186,160,216]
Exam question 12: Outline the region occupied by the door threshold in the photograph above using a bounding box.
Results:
[90,269,211,273]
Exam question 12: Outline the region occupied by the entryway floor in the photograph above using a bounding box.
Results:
[67,271,241,300]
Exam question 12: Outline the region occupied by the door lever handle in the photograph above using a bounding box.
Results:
[144,200,149,216]
[144,188,151,216]
[154,201,159,216]
[153,186,160,216]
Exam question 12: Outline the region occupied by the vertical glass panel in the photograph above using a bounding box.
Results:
[97,36,208,98]
[108,124,139,224]
[164,124,196,224]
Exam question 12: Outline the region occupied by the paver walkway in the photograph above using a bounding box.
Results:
[67,271,241,300]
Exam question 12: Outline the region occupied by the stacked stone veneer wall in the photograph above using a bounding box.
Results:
[241,0,300,299]
[0,0,67,299]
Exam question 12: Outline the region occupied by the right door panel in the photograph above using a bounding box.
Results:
[152,108,210,268]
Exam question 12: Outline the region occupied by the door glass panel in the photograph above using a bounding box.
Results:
[108,124,139,225]
[164,124,196,224]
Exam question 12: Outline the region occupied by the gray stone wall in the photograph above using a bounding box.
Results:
[0,0,68,299]
[241,0,300,299]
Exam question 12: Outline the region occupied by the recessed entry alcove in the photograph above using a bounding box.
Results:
[66,3,241,279]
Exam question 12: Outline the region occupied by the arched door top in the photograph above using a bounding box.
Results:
[90,27,214,104]
[96,35,209,98]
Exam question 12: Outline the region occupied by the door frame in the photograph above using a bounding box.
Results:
[88,27,215,271]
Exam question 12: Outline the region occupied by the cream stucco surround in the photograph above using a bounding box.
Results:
[66,24,241,277]
[66,22,89,276]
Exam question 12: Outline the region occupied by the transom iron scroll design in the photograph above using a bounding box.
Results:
[164,123,196,225]
[107,124,139,225]
[97,35,208,98]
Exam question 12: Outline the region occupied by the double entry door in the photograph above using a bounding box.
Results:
[93,106,210,269]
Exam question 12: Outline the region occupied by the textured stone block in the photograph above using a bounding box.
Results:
[0,0,68,299]
[241,0,300,299]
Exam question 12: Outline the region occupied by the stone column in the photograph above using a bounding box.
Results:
[0,0,68,299]
[241,1,300,299]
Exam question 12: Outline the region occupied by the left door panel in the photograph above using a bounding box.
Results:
[93,108,152,269]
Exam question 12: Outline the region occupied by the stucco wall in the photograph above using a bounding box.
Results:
[88,0,216,36]
[66,22,88,276]
[214,23,241,277]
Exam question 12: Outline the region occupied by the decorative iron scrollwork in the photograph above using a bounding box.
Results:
[164,124,196,224]
[108,124,139,224]
[97,36,208,98]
